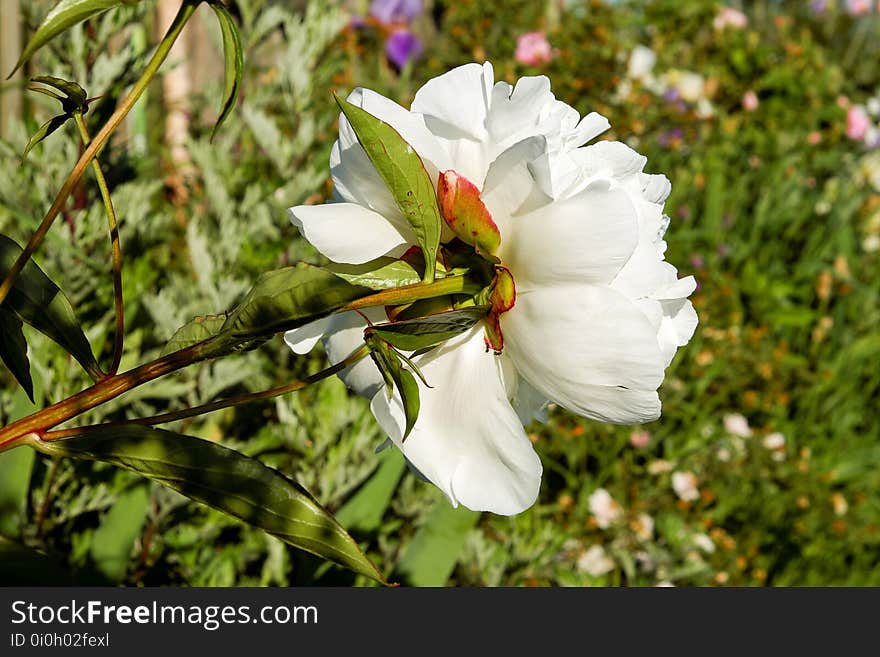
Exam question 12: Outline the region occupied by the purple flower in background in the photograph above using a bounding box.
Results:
[386,29,423,69]
[810,0,828,13]
[370,0,423,24]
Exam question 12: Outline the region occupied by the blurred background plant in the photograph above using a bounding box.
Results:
[0,0,878,586]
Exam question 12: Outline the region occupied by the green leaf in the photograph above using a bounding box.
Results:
[335,448,407,532]
[0,385,41,537]
[335,96,442,281]
[29,425,386,583]
[368,306,488,352]
[209,3,243,141]
[368,339,421,440]
[0,308,34,402]
[0,234,101,380]
[218,263,370,345]
[30,75,87,109]
[10,0,143,77]
[327,257,420,290]
[90,483,150,582]
[161,314,226,357]
[396,501,480,586]
[21,114,69,160]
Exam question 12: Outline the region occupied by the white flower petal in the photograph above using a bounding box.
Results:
[657,299,698,366]
[284,317,332,355]
[487,76,554,151]
[481,136,551,227]
[503,180,639,289]
[323,309,387,399]
[370,328,542,516]
[503,284,665,423]
[567,111,611,148]
[411,62,494,140]
[289,203,411,264]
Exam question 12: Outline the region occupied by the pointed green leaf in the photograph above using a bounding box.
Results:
[327,257,420,290]
[0,308,34,402]
[367,338,421,440]
[218,263,371,344]
[335,96,442,281]
[29,426,386,584]
[21,114,69,160]
[209,3,244,141]
[161,314,227,357]
[30,75,87,109]
[368,306,488,352]
[0,235,101,380]
[11,0,143,77]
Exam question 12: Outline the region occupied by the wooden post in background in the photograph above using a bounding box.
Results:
[0,0,23,142]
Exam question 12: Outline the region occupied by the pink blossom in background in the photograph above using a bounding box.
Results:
[847,105,872,141]
[515,32,554,66]
[846,0,871,15]
[629,430,651,448]
[742,90,759,111]
[713,7,748,31]
[724,413,752,437]
[808,131,823,145]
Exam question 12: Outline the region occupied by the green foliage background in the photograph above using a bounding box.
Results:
[0,0,879,586]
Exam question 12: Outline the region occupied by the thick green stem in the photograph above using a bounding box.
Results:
[0,0,198,308]
[343,274,480,311]
[74,113,125,376]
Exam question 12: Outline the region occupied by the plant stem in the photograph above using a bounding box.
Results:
[0,339,211,452]
[343,274,480,311]
[74,113,125,376]
[44,346,371,438]
[0,0,198,308]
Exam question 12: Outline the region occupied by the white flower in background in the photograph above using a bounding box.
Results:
[287,62,697,515]
[692,533,716,553]
[589,488,623,528]
[662,70,706,104]
[577,545,615,577]
[627,45,657,80]
[723,412,752,438]
[763,432,786,450]
[713,7,748,31]
[671,471,700,502]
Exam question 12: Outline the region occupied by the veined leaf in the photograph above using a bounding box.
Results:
[219,263,370,344]
[29,426,386,584]
[0,234,101,380]
[327,257,420,290]
[161,314,226,357]
[21,115,69,160]
[368,306,488,352]
[0,308,34,402]
[11,0,144,76]
[335,96,442,281]
[209,3,243,141]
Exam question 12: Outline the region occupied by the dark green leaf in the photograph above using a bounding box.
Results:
[21,114,69,160]
[327,257,420,290]
[335,448,407,532]
[209,3,243,141]
[30,75,88,109]
[161,314,226,357]
[0,385,41,537]
[335,96,442,281]
[368,306,488,352]
[218,263,370,345]
[396,502,480,586]
[11,0,143,76]
[29,425,385,583]
[0,308,34,402]
[0,235,101,380]
[368,339,421,440]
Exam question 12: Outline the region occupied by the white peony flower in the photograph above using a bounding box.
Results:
[286,62,697,515]
[627,46,657,81]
